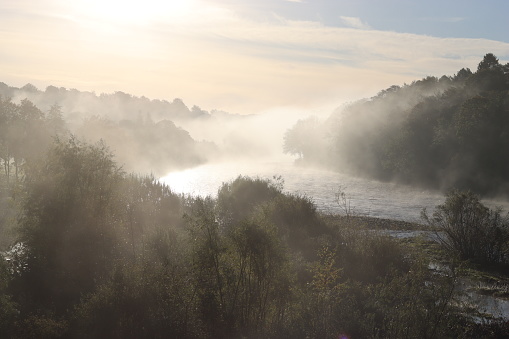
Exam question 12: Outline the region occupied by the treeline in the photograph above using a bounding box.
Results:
[0,99,66,184]
[284,53,509,195]
[0,83,211,125]
[74,116,217,174]
[1,136,506,338]
[0,96,217,177]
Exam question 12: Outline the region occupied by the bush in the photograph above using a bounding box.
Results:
[71,262,201,339]
[422,190,509,264]
[216,176,282,228]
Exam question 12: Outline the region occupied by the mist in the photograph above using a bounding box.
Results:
[0,81,340,176]
[282,54,509,197]
[2,52,508,193]
[3,0,509,335]
[1,51,509,339]
[1,52,508,196]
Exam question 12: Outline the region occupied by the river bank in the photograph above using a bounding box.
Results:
[321,213,509,321]
[321,214,423,230]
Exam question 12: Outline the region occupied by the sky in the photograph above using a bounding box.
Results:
[0,0,508,115]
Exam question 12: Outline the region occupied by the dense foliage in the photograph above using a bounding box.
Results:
[1,62,508,337]
[0,98,66,183]
[284,53,509,195]
[0,136,482,338]
[0,98,67,248]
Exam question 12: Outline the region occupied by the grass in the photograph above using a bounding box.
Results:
[475,282,509,299]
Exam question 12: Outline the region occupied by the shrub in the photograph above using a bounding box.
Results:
[422,190,509,264]
[216,176,282,228]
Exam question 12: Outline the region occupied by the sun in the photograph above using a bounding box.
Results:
[71,0,197,25]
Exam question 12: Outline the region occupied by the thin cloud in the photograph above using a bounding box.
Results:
[420,17,466,23]
[339,16,371,30]
[1,1,507,115]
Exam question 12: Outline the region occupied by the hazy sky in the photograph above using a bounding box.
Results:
[1,0,508,114]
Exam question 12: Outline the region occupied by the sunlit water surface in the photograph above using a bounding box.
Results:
[160,161,509,223]
[160,161,439,222]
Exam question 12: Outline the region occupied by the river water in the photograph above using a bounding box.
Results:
[161,161,509,223]
[161,161,442,222]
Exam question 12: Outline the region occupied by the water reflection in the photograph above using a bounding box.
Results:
[160,161,446,222]
[457,278,509,320]
[161,161,509,222]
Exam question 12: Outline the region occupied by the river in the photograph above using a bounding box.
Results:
[160,161,436,222]
[161,161,509,223]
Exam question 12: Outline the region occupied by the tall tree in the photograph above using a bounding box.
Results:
[0,97,17,181]
[477,53,500,71]
[16,137,123,312]
[45,104,66,136]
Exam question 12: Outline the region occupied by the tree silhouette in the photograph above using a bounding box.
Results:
[477,53,500,71]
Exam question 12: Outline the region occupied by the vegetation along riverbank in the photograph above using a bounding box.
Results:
[1,140,509,337]
[1,52,509,337]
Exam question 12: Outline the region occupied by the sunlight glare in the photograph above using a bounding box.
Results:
[73,0,197,25]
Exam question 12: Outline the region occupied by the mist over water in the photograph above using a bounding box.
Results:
[162,159,509,223]
[176,105,336,162]
[4,79,509,224]
[0,83,340,175]
[161,161,447,222]
[2,0,508,333]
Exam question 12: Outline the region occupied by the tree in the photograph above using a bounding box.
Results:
[187,178,295,337]
[216,176,281,228]
[225,219,289,337]
[117,174,183,262]
[0,97,17,181]
[16,137,124,312]
[14,99,49,178]
[453,68,472,82]
[20,83,38,93]
[283,117,324,161]
[45,104,66,136]
[477,53,500,71]
[305,246,344,338]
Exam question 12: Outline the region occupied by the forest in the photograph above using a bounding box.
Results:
[1,54,509,338]
[284,53,509,196]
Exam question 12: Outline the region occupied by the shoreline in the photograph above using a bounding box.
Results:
[321,213,424,231]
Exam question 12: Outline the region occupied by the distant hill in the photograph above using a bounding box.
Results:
[0,82,214,126]
[0,81,285,175]
[0,84,225,175]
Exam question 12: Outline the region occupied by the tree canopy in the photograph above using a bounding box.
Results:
[283,53,509,196]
